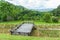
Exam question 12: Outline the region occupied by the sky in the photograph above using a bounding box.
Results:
[5,0,60,9]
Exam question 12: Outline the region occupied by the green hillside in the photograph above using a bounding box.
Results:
[0,0,60,23]
[0,0,42,21]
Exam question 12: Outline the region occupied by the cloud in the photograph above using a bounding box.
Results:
[44,0,60,8]
[5,0,60,9]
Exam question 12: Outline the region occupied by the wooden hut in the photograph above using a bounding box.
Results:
[10,22,35,36]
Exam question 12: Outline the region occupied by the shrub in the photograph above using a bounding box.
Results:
[52,17,59,23]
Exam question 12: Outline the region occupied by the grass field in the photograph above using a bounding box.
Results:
[0,20,60,25]
[0,20,22,25]
[0,34,60,40]
[0,20,60,39]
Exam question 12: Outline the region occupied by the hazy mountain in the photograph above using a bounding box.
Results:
[30,8,54,12]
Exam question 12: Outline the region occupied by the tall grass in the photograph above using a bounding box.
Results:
[0,21,60,37]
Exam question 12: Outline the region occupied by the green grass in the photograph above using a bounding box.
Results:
[0,20,22,25]
[0,34,60,40]
[0,20,60,29]
[0,21,60,39]
[0,21,60,37]
[34,21,60,25]
[39,30,60,37]
[0,20,60,25]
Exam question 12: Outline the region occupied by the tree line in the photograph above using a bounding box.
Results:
[0,0,60,23]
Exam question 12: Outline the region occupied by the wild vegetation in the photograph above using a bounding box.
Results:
[0,21,60,37]
[0,0,60,23]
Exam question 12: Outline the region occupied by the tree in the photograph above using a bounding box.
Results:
[43,13,52,22]
[52,16,59,23]
[0,1,26,21]
[52,5,60,17]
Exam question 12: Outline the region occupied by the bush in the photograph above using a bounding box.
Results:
[52,17,59,23]
[43,13,52,23]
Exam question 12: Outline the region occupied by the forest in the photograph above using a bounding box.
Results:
[0,0,60,23]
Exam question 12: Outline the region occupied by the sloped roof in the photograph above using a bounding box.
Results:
[15,23,34,33]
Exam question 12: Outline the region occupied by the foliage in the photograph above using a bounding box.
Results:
[43,13,52,22]
[52,5,60,23]
[0,1,27,21]
[0,1,42,21]
[0,1,60,23]
[52,5,60,17]
[52,16,59,23]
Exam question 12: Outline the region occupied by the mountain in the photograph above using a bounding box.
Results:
[30,8,54,12]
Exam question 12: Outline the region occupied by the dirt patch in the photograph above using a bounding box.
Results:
[0,28,10,34]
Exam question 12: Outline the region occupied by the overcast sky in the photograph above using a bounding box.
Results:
[5,0,60,9]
